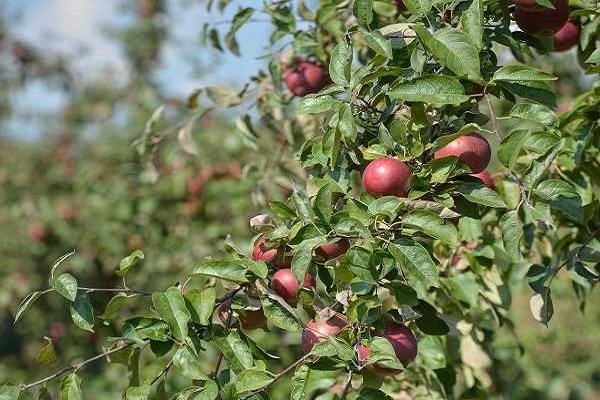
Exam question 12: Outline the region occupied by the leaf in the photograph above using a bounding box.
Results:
[117,250,145,277]
[499,211,522,261]
[364,30,392,59]
[389,239,438,293]
[213,328,254,374]
[193,260,249,283]
[0,384,21,400]
[356,387,393,399]
[14,291,45,323]
[261,295,303,331]
[100,293,128,321]
[185,287,216,326]
[389,75,470,105]
[347,247,379,284]
[125,385,151,400]
[177,122,199,155]
[412,25,482,81]
[70,293,94,332]
[529,287,554,326]
[389,282,419,306]
[297,95,336,114]
[368,196,402,219]
[329,41,351,86]
[418,336,447,369]
[205,86,242,107]
[497,129,528,169]
[49,251,76,287]
[53,273,78,302]
[291,236,327,283]
[444,272,479,307]
[234,369,273,393]
[36,337,57,365]
[534,179,578,200]
[457,183,507,208]
[59,373,83,400]
[353,0,374,26]
[152,287,191,342]
[585,49,600,64]
[460,0,483,49]
[173,346,210,380]
[510,103,559,126]
[290,365,310,400]
[430,123,481,152]
[227,7,254,36]
[402,211,458,245]
[492,65,557,82]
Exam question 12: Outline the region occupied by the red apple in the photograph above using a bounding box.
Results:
[511,0,546,11]
[186,177,204,195]
[471,170,495,189]
[27,221,46,243]
[301,316,348,354]
[252,236,291,268]
[395,0,407,10]
[57,203,76,220]
[362,157,413,198]
[284,61,331,97]
[315,238,350,260]
[271,269,315,304]
[515,0,569,36]
[434,133,491,174]
[553,21,580,51]
[358,322,418,375]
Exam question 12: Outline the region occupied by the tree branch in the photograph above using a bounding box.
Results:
[79,287,152,296]
[241,354,312,399]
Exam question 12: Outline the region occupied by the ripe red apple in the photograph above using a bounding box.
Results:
[271,269,315,304]
[315,238,350,260]
[27,221,46,243]
[252,236,291,268]
[358,322,418,375]
[471,170,495,189]
[362,157,413,198]
[553,21,580,51]
[511,0,546,11]
[515,0,569,36]
[434,133,491,174]
[283,60,330,97]
[57,203,76,220]
[395,0,407,11]
[186,176,204,195]
[301,316,348,354]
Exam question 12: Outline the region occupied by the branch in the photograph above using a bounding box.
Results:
[21,341,135,391]
[79,287,152,296]
[150,359,174,385]
[241,354,311,399]
[340,369,353,400]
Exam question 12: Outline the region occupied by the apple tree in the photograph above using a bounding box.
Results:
[3,0,600,399]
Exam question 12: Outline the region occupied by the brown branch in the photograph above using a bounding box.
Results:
[241,354,312,399]
[79,287,152,296]
[340,369,353,400]
[150,359,174,385]
[21,341,135,391]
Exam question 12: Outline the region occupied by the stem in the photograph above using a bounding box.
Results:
[79,287,152,296]
[340,370,353,400]
[241,354,311,399]
[485,93,501,140]
[150,359,174,385]
[211,288,242,379]
[21,342,134,391]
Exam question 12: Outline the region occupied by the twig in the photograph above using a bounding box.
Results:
[340,369,353,400]
[485,93,501,140]
[211,288,242,379]
[150,359,174,385]
[21,341,134,391]
[79,287,152,296]
[548,228,600,285]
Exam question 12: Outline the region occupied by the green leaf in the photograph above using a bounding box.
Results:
[403,0,432,16]
[117,250,145,277]
[185,288,216,326]
[460,0,483,49]
[444,272,479,307]
[457,183,507,208]
[36,337,57,365]
[227,7,254,36]
[205,86,242,107]
[497,130,528,169]
[53,273,78,302]
[389,282,419,306]
[368,196,401,219]
[389,239,438,294]
[234,369,273,393]
[499,211,522,261]
[152,287,191,342]
[353,0,374,26]
[529,287,554,326]
[49,251,76,284]
[492,65,557,82]
[418,336,447,369]
[510,103,559,126]
[100,292,128,321]
[59,373,82,400]
[261,295,303,331]
[585,49,600,64]
[123,317,170,342]
[0,384,21,400]
[402,211,458,245]
[347,247,379,284]
[70,293,94,332]
[269,201,296,220]
[364,30,392,59]
[534,179,579,200]
[213,328,254,374]
[125,385,151,400]
[297,95,337,114]
[14,291,45,323]
[389,75,470,105]
[291,236,327,283]
[356,387,393,399]
[193,260,249,283]
[367,337,404,370]
[500,81,556,107]
[412,25,481,81]
[173,346,209,380]
[329,41,351,86]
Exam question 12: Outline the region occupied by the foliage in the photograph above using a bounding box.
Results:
[2,0,600,399]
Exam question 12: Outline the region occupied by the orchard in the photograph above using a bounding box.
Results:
[1,0,600,399]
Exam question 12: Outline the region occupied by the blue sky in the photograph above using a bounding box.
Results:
[3,0,272,137]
